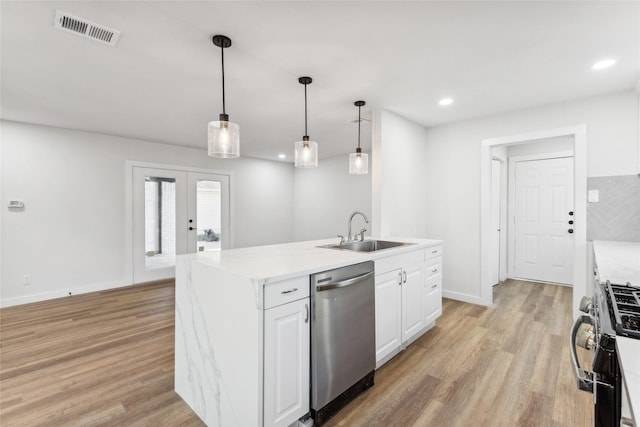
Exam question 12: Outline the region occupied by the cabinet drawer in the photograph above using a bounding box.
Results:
[375,249,425,275]
[425,258,442,280]
[425,245,443,260]
[264,276,310,309]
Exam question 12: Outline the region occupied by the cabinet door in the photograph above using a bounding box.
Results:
[375,269,402,366]
[264,298,310,427]
[401,261,426,343]
[425,276,442,325]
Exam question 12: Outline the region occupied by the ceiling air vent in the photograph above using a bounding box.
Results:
[54,10,121,47]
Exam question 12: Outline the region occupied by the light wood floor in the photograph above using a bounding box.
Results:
[0,279,593,426]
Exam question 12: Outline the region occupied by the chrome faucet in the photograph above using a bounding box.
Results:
[347,211,369,242]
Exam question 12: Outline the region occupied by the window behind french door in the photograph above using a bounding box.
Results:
[132,167,230,284]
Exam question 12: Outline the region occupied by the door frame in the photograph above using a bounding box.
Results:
[125,161,234,284]
[480,125,587,320]
[490,158,502,286]
[507,151,574,282]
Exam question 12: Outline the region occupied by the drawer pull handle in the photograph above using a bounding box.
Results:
[281,288,298,294]
[432,269,438,273]
[432,250,438,254]
[431,283,438,289]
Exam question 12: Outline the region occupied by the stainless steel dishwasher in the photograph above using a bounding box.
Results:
[310,261,375,426]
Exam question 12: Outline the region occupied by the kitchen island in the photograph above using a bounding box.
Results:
[174,237,443,427]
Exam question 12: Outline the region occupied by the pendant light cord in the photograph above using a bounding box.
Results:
[357,104,361,149]
[220,44,226,116]
[304,82,308,137]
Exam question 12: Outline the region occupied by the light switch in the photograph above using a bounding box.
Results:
[588,190,599,203]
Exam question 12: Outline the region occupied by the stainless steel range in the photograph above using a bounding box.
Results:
[572,279,640,426]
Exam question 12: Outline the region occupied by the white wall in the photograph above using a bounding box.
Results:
[1,120,294,306]
[506,135,574,157]
[293,153,372,241]
[425,90,638,302]
[372,109,429,238]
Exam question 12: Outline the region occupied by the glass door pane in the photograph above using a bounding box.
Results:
[195,180,222,252]
[187,172,230,251]
[133,167,187,284]
[144,177,177,269]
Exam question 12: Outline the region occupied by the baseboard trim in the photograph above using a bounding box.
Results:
[0,278,174,308]
[442,290,489,306]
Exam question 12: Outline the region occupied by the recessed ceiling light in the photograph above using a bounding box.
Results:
[439,98,453,106]
[592,59,616,70]
[278,153,286,159]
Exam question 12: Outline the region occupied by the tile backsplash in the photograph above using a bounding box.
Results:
[587,174,640,242]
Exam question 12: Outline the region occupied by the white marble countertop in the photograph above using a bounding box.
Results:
[592,240,640,286]
[617,337,640,425]
[179,237,443,284]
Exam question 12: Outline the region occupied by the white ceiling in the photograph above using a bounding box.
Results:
[1,1,638,162]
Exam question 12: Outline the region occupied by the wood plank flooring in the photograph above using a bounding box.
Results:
[0,279,593,426]
[324,280,594,427]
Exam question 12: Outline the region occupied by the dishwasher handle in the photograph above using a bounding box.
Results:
[316,271,374,292]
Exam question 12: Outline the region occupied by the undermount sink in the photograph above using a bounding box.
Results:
[318,239,415,252]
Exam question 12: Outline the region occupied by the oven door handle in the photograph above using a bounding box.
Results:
[570,314,594,393]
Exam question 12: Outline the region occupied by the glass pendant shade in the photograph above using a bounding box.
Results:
[294,139,318,168]
[208,117,239,158]
[349,150,368,175]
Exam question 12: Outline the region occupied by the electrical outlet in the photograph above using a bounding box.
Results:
[23,274,32,285]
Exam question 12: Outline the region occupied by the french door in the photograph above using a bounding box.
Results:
[132,166,230,283]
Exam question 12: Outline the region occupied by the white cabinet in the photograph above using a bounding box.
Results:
[401,261,426,343]
[264,280,310,427]
[374,248,435,368]
[424,254,443,326]
[375,269,402,365]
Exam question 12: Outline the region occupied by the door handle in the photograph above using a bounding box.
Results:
[398,271,403,285]
[568,211,574,216]
[316,271,374,291]
[568,220,574,225]
[304,303,309,323]
[568,229,574,234]
[403,271,407,283]
[189,227,194,231]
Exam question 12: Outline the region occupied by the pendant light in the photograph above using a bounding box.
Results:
[208,35,239,158]
[349,100,368,175]
[294,77,318,168]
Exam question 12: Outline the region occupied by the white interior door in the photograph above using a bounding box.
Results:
[133,167,230,283]
[491,159,502,286]
[514,157,574,285]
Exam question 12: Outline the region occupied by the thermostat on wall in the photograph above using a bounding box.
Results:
[8,200,24,208]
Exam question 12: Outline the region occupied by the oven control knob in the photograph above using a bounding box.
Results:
[576,323,595,350]
[579,296,593,313]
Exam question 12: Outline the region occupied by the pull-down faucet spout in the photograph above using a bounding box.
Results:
[348,211,369,242]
